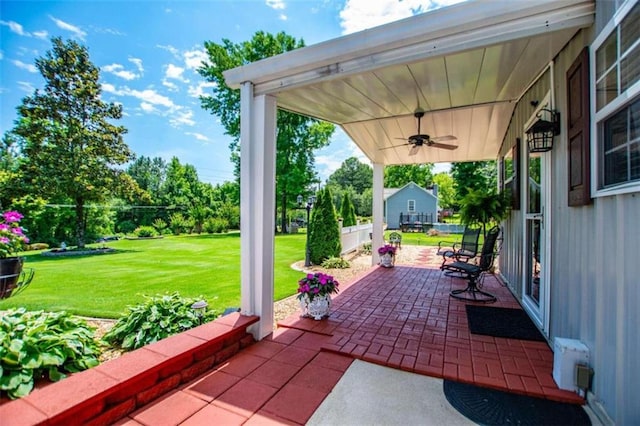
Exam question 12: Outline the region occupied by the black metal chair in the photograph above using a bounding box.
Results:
[436,226,481,270]
[443,226,501,303]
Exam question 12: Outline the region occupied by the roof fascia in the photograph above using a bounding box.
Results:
[223,0,594,95]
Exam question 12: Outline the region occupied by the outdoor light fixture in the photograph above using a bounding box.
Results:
[191,300,208,324]
[526,108,560,153]
[297,194,316,267]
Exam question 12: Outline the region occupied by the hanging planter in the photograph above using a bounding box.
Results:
[0,257,24,299]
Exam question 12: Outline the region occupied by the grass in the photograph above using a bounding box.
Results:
[0,232,308,319]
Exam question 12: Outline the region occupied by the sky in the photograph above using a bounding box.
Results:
[1,0,462,186]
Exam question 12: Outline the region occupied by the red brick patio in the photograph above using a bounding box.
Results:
[114,247,583,425]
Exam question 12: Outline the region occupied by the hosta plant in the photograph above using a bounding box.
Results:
[321,257,350,269]
[103,292,217,351]
[0,308,100,399]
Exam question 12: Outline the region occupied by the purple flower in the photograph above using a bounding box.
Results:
[2,211,23,223]
[0,237,9,244]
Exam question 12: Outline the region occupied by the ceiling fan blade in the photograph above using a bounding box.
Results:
[380,142,410,151]
[429,142,458,150]
[431,135,457,142]
[408,145,420,156]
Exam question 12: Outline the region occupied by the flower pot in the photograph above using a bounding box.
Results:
[299,293,331,320]
[1,257,24,299]
[380,253,395,268]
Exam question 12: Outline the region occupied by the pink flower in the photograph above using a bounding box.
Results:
[2,211,23,223]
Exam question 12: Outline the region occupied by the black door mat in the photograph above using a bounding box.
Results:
[465,305,546,341]
[444,380,591,426]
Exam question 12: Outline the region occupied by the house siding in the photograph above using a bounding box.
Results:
[499,22,639,424]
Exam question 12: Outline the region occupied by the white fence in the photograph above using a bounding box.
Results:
[340,222,373,255]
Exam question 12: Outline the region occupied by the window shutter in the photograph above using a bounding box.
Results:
[566,47,592,206]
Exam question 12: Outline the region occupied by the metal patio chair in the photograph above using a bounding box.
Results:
[436,226,481,270]
[443,226,501,303]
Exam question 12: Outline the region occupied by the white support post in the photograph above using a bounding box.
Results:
[372,162,384,265]
[239,82,277,340]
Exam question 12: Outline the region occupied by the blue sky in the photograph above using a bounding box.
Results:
[1,0,460,185]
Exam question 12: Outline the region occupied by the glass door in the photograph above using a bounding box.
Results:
[522,139,550,333]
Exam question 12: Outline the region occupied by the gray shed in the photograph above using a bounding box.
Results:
[384,182,437,230]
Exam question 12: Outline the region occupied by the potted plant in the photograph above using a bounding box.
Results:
[378,244,397,268]
[0,210,30,299]
[458,189,510,238]
[297,272,340,320]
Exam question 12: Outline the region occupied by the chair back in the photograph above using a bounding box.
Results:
[460,227,481,255]
[478,226,501,271]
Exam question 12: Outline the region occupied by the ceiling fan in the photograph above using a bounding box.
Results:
[384,108,458,156]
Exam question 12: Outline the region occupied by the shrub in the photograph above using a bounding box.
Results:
[308,188,341,265]
[203,217,229,234]
[152,218,167,232]
[321,257,350,269]
[134,226,159,238]
[117,220,137,234]
[169,213,187,235]
[0,309,100,399]
[361,242,372,254]
[103,292,217,351]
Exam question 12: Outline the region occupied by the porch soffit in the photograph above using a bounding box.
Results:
[224,0,595,165]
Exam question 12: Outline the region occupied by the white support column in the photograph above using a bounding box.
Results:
[239,82,277,340]
[372,162,385,265]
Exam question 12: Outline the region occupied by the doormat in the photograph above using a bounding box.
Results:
[465,305,545,341]
[444,380,591,426]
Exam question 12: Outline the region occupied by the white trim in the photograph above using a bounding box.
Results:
[407,199,416,212]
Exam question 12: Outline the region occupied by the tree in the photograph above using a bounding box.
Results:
[308,187,341,264]
[198,31,334,233]
[340,193,357,227]
[327,157,372,194]
[384,164,434,188]
[9,37,134,247]
[432,172,456,210]
[450,161,497,201]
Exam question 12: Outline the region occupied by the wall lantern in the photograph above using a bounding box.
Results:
[526,108,560,153]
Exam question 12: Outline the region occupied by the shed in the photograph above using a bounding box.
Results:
[384,182,437,230]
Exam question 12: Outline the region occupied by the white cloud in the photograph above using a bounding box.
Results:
[279,14,288,21]
[170,109,195,127]
[339,0,466,34]
[49,16,87,40]
[186,132,210,142]
[17,81,35,93]
[140,102,156,113]
[162,80,179,91]
[184,48,208,70]
[12,59,37,73]
[165,64,187,82]
[157,44,180,59]
[32,30,48,39]
[1,20,27,35]
[103,63,139,81]
[129,57,144,74]
[266,0,286,10]
[0,50,3,60]
[0,20,48,39]
[188,81,217,98]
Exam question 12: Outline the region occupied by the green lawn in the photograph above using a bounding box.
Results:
[0,232,307,318]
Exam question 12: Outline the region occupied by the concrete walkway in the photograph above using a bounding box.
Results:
[308,359,474,425]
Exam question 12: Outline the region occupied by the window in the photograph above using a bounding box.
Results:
[601,98,640,187]
[593,0,640,194]
[407,199,416,212]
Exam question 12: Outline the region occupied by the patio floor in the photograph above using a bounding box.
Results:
[118,248,584,425]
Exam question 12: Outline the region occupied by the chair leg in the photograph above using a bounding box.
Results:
[449,275,496,303]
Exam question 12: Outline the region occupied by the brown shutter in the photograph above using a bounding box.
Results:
[566,47,592,206]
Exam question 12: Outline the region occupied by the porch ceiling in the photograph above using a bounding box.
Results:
[224,0,594,165]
